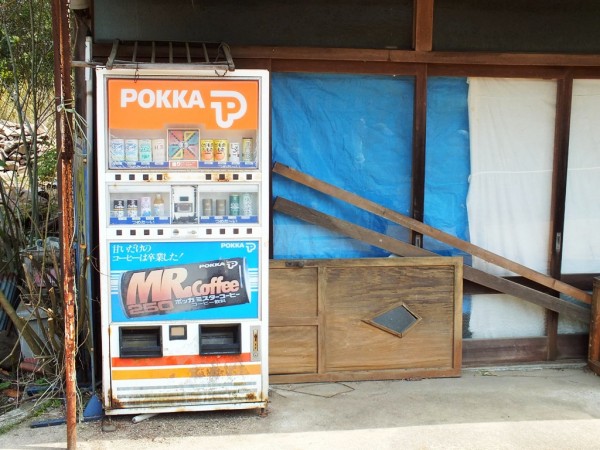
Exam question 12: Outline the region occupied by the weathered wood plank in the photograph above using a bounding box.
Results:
[269,326,318,375]
[273,163,591,304]
[273,196,590,322]
[413,0,434,52]
[270,267,318,320]
[588,278,600,373]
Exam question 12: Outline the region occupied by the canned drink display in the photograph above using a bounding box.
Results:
[229,142,241,164]
[138,139,153,163]
[201,198,214,216]
[241,192,254,216]
[152,139,166,163]
[214,139,228,163]
[113,200,125,219]
[126,199,138,218]
[215,199,226,216]
[110,138,125,164]
[229,194,240,216]
[201,139,214,162]
[242,138,254,163]
[125,139,139,162]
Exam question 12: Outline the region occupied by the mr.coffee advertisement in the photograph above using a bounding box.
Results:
[109,241,259,322]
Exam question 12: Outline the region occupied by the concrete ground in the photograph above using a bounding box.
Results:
[1,364,600,449]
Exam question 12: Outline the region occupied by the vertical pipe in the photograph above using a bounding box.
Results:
[588,277,600,371]
[50,0,77,447]
[85,35,96,394]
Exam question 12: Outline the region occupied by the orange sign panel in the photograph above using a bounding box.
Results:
[107,78,259,130]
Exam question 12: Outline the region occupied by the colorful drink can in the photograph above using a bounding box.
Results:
[214,139,228,163]
[110,138,125,165]
[229,142,241,164]
[215,199,226,216]
[125,139,139,162]
[229,194,240,216]
[139,139,152,163]
[113,200,125,218]
[241,192,254,216]
[126,199,138,218]
[242,138,254,163]
[201,198,213,216]
[152,139,166,164]
[120,257,250,318]
[140,196,152,217]
[201,139,214,162]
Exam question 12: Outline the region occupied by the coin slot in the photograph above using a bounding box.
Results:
[169,325,187,341]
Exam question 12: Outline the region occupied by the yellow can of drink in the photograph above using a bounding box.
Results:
[214,139,228,163]
[200,139,214,162]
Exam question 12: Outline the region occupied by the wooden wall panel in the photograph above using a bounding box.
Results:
[269,257,462,383]
[324,266,456,372]
[269,326,318,375]
[269,267,318,324]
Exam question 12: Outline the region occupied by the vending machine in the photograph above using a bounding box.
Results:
[96,68,269,415]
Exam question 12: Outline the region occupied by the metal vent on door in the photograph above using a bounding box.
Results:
[363,303,422,338]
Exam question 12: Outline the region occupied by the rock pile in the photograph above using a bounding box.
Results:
[0,120,52,172]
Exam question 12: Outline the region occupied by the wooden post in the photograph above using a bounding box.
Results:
[588,278,600,375]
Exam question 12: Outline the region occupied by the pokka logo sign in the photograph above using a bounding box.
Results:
[107,78,259,130]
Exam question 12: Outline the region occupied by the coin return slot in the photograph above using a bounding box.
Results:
[199,324,241,355]
[169,325,187,341]
[120,327,162,358]
[129,174,135,181]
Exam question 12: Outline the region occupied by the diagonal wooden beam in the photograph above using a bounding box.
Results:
[273,197,590,323]
[273,162,592,304]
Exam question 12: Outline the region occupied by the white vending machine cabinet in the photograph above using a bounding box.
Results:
[96,69,269,415]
